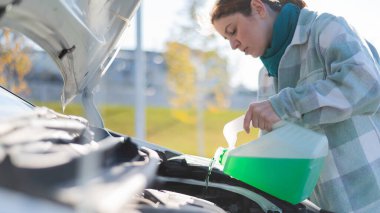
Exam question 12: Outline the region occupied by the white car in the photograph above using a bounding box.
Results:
[0,0,324,212]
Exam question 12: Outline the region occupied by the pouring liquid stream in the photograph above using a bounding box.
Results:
[203,157,216,197]
[203,115,244,197]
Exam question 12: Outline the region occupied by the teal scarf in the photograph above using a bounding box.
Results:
[260,3,300,77]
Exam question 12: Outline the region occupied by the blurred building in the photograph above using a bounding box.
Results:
[97,50,169,107]
[25,49,170,106]
[26,50,63,102]
[25,49,256,109]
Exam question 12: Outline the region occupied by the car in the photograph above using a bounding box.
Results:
[0,0,323,212]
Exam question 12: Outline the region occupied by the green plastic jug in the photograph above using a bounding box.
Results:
[215,115,328,204]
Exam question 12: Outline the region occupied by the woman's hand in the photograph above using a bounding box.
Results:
[244,100,281,133]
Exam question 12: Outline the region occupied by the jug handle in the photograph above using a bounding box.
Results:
[260,120,287,135]
[223,115,286,149]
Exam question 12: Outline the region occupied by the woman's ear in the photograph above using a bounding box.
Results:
[250,0,267,17]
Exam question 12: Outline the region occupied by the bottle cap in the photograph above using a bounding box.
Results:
[214,147,229,166]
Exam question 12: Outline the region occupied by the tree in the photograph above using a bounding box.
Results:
[164,0,230,111]
[165,41,197,109]
[198,50,230,110]
[0,28,32,95]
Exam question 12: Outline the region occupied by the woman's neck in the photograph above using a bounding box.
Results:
[266,6,279,48]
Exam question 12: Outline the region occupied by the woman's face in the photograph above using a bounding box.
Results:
[213,3,274,58]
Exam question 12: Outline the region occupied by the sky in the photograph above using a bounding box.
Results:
[122,0,380,90]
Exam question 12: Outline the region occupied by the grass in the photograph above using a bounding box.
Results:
[39,102,259,158]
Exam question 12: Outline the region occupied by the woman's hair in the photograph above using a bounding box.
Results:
[210,0,307,23]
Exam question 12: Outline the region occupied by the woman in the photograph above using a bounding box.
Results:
[211,0,380,212]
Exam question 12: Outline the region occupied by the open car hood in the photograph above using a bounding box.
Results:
[0,0,140,107]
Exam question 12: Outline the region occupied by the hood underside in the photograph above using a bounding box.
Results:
[0,0,140,107]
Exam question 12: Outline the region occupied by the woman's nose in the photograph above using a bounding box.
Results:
[229,38,240,50]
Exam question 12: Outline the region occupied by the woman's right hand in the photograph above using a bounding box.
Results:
[244,100,281,133]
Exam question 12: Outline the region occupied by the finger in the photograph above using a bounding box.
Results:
[264,122,272,132]
[261,121,267,132]
[256,116,262,130]
[251,117,259,129]
[244,110,253,134]
[266,123,273,132]
[259,118,269,131]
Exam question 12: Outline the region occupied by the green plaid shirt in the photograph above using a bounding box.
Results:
[258,8,380,212]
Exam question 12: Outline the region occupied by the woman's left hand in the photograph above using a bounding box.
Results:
[244,100,281,133]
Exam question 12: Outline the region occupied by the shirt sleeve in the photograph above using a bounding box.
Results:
[269,15,380,126]
[256,66,276,102]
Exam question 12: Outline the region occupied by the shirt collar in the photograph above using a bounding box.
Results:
[291,8,319,45]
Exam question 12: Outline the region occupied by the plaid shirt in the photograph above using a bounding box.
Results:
[258,8,380,212]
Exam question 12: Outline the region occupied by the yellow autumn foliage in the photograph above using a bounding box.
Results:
[165,41,197,109]
[0,28,32,95]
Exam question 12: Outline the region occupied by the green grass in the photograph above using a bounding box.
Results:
[38,102,259,158]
